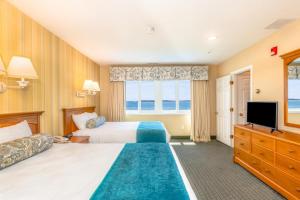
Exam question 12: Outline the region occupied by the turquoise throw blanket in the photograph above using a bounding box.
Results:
[90,143,190,200]
[137,121,166,143]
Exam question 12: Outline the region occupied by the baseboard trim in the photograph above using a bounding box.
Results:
[171,135,217,140]
[171,136,190,139]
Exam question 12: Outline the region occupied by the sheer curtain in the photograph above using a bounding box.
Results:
[107,81,125,121]
[191,80,211,142]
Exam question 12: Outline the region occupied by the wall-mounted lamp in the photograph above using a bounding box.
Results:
[7,56,38,88]
[77,80,100,97]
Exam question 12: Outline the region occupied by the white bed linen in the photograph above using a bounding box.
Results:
[0,143,196,200]
[73,122,171,143]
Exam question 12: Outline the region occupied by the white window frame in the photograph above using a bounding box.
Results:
[125,80,191,115]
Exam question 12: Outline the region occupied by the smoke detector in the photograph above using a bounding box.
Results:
[146,26,155,34]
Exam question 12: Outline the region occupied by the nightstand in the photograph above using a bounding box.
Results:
[70,136,90,143]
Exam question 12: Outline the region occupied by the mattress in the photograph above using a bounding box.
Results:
[73,122,171,143]
[0,143,196,200]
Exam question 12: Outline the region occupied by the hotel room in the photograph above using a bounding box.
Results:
[0,0,300,199]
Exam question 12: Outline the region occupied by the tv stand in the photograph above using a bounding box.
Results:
[271,128,275,133]
[245,123,254,129]
[245,123,277,133]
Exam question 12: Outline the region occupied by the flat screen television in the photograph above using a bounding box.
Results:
[247,102,278,132]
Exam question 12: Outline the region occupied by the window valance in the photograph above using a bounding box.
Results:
[289,66,300,80]
[109,66,208,81]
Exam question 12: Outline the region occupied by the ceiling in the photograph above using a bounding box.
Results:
[8,0,300,65]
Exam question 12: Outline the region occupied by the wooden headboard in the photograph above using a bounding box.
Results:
[0,111,44,134]
[62,107,96,136]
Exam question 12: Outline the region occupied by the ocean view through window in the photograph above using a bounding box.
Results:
[288,79,300,110]
[125,80,190,113]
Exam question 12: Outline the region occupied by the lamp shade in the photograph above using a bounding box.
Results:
[7,56,38,79]
[92,81,100,91]
[83,80,94,91]
[0,57,5,75]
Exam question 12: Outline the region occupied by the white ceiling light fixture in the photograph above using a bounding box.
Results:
[208,36,217,41]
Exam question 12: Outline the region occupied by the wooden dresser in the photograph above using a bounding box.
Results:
[234,125,300,200]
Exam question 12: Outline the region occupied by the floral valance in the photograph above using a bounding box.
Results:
[289,66,300,80]
[110,66,208,81]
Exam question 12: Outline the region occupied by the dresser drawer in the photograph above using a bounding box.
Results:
[235,128,251,141]
[276,169,300,199]
[252,133,274,150]
[235,148,249,162]
[252,144,274,164]
[235,148,260,171]
[260,160,276,181]
[276,154,300,179]
[277,140,300,161]
[247,154,261,172]
[235,136,251,152]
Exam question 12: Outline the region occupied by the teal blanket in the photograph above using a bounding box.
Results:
[137,121,166,143]
[90,143,190,200]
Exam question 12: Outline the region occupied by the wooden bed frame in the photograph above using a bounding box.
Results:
[62,107,96,136]
[0,111,44,134]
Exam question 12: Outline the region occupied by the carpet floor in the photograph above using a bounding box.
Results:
[172,140,285,200]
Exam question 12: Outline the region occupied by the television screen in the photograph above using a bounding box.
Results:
[247,102,278,129]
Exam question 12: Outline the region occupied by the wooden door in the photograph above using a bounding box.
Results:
[236,71,250,124]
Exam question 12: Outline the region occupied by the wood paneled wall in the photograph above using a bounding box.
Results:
[0,0,100,135]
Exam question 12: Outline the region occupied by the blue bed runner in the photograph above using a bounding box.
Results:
[136,121,166,143]
[90,143,190,200]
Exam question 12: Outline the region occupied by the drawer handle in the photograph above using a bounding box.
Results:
[288,165,295,170]
[252,161,257,165]
[264,169,271,173]
[296,187,300,192]
[259,139,264,143]
[288,150,296,153]
[259,152,264,156]
[240,132,245,135]
[240,143,244,146]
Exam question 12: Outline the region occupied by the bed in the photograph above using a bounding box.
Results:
[0,112,197,200]
[63,107,171,143]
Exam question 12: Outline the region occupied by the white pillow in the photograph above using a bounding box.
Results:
[72,112,98,130]
[0,120,33,143]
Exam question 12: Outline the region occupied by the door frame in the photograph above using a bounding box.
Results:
[230,65,253,129]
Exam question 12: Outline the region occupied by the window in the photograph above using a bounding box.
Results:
[125,81,139,110]
[140,81,155,110]
[161,81,176,110]
[179,80,191,110]
[125,80,190,113]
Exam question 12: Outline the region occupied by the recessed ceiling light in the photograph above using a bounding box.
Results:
[208,36,217,40]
